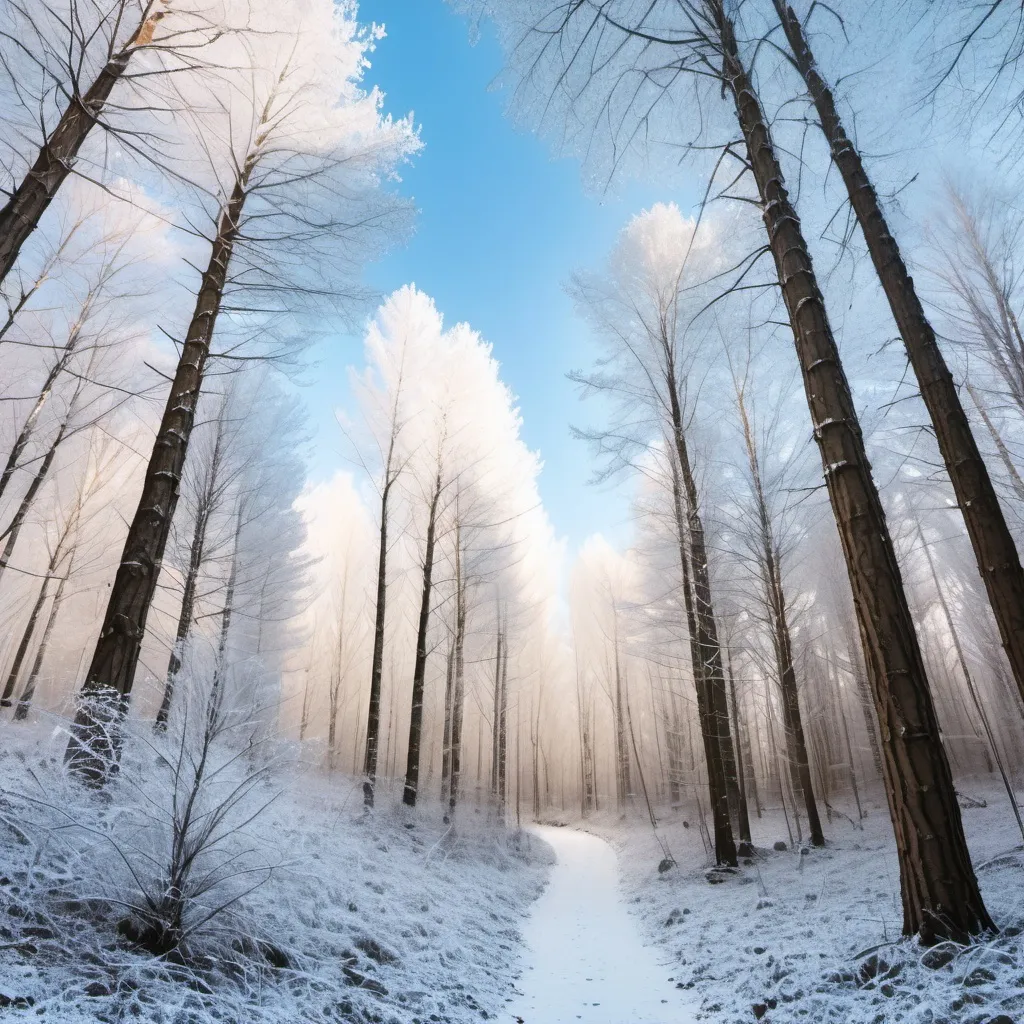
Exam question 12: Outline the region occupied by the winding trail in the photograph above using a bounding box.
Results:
[508,826,698,1024]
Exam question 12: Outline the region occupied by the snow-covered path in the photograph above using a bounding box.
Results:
[508,826,698,1024]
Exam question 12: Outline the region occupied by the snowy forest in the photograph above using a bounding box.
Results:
[1,0,1024,1022]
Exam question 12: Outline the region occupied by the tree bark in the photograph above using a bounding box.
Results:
[0,573,52,707]
[734,379,823,844]
[440,635,456,806]
[726,652,753,846]
[668,448,737,865]
[966,382,1024,503]
[65,165,250,782]
[403,470,442,806]
[207,506,242,722]
[0,4,165,286]
[715,3,992,942]
[445,540,467,822]
[13,568,69,720]
[0,421,66,588]
[362,476,394,807]
[776,1,1024,712]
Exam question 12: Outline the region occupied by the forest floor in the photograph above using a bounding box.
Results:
[0,721,552,1024]
[507,825,698,1023]
[589,780,1024,1024]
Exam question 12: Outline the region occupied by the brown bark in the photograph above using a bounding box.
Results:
[362,481,391,806]
[776,1,1024,713]
[734,376,823,845]
[403,469,442,806]
[65,163,250,782]
[668,449,736,865]
[715,3,992,941]
[0,4,165,286]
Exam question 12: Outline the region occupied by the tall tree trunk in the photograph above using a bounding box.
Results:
[155,505,210,730]
[776,1,1024,713]
[0,4,165,286]
[966,382,1024,503]
[403,471,442,807]
[445,534,468,822]
[0,574,52,706]
[715,4,991,942]
[491,616,503,799]
[497,626,508,822]
[440,636,456,807]
[363,473,394,808]
[207,507,242,723]
[917,521,1024,839]
[669,455,736,863]
[14,568,70,720]
[0,354,67,507]
[726,652,753,847]
[66,165,250,783]
[0,421,66,588]
[733,380,822,843]
[613,640,630,811]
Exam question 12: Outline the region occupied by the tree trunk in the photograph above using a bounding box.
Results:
[207,506,242,723]
[0,5,164,286]
[445,547,467,822]
[917,521,1024,839]
[613,640,630,811]
[0,574,52,707]
[403,471,442,806]
[155,505,210,730]
[497,626,508,822]
[733,379,823,844]
[726,652,753,846]
[491,618,503,799]
[440,636,456,806]
[14,568,69,720]
[668,426,737,865]
[65,166,250,782]
[0,421,66,588]
[776,1,1024,712]
[363,474,394,808]
[966,382,1024,503]
[716,4,992,942]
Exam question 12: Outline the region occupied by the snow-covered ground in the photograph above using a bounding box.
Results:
[0,721,552,1023]
[508,825,698,1024]
[592,783,1024,1024]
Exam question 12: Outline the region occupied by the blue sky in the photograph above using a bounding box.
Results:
[305,0,700,554]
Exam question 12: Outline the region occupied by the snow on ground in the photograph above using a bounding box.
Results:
[591,782,1024,1024]
[508,825,698,1024]
[0,721,552,1023]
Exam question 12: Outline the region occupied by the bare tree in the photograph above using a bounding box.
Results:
[726,345,823,846]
